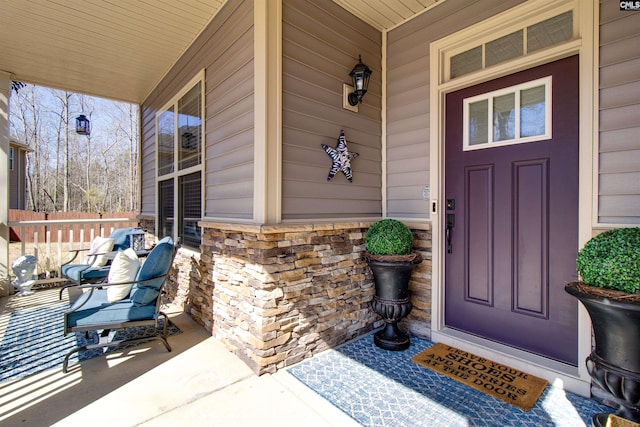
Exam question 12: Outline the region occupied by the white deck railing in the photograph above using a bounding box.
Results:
[7,217,138,279]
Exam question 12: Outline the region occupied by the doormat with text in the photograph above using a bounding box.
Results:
[411,343,548,411]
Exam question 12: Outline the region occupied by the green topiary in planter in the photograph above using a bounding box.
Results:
[568,227,640,426]
[576,227,640,294]
[365,219,414,256]
[365,218,420,351]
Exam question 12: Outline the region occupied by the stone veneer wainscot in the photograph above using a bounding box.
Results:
[139,217,432,375]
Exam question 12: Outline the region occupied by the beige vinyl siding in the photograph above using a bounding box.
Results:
[282,0,382,220]
[204,2,254,220]
[598,0,640,224]
[386,0,524,219]
[140,116,156,215]
[140,0,254,219]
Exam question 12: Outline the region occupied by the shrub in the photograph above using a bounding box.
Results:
[576,227,640,294]
[365,219,414,256]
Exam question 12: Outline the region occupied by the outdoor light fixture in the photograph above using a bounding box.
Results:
[128,228,146,252]
[75,114,91,135]
[347,55,372,106]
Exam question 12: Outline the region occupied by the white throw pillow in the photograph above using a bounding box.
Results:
[106,248,140,302]
[85,236,115,267]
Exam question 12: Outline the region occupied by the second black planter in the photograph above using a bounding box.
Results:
[369,257,421,351]
[565,283,640,426]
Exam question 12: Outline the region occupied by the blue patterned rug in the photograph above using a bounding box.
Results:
[288,335,614,427]
[0,303,180,383]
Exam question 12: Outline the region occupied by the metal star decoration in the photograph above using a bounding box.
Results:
[321,130,359,182]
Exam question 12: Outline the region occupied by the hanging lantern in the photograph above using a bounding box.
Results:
[75,114,91,135]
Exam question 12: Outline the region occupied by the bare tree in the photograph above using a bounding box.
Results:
[9,84,139,214]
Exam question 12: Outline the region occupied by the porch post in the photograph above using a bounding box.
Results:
[0,71,10,282]
[253,0,282,224]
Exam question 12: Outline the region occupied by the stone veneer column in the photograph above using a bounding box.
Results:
[139,216,432,375]
[401,226,433,337]
[201,222,376,374]
[192,221,432,375]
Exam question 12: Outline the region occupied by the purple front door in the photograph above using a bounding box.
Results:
[444,56,579,365]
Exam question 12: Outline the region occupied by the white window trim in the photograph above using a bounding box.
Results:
[155,70,205,244]
[463,76,552,151]
[442,2,577,84]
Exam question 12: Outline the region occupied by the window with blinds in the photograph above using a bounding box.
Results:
[158,179,174,240]
[179,172,202,249]
[156,73,203,249]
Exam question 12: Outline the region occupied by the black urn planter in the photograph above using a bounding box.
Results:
[565,283,640,427]
[369,257,421,351]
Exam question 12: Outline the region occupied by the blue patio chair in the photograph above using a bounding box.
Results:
[62,237,177,373]
[60,227,143,286]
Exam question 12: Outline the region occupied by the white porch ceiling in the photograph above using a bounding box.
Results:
[0,0,437,104]
[333,0,438,31]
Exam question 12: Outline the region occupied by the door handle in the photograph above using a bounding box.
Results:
[446,213,455,254]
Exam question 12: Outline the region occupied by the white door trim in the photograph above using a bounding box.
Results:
[428,0,598,397]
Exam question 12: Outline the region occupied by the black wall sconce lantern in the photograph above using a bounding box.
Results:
[75,114,91,136]
[347,55,372,106]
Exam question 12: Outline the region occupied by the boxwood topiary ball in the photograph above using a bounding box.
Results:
[366,219,414,256]
[576,227,640,294]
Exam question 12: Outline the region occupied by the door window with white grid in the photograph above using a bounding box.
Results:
[463,76,551,151]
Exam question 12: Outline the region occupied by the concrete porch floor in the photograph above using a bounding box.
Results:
[0,288,359,427]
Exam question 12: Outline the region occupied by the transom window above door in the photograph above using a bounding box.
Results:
[449,11,573,80]
[463,76,551,151]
